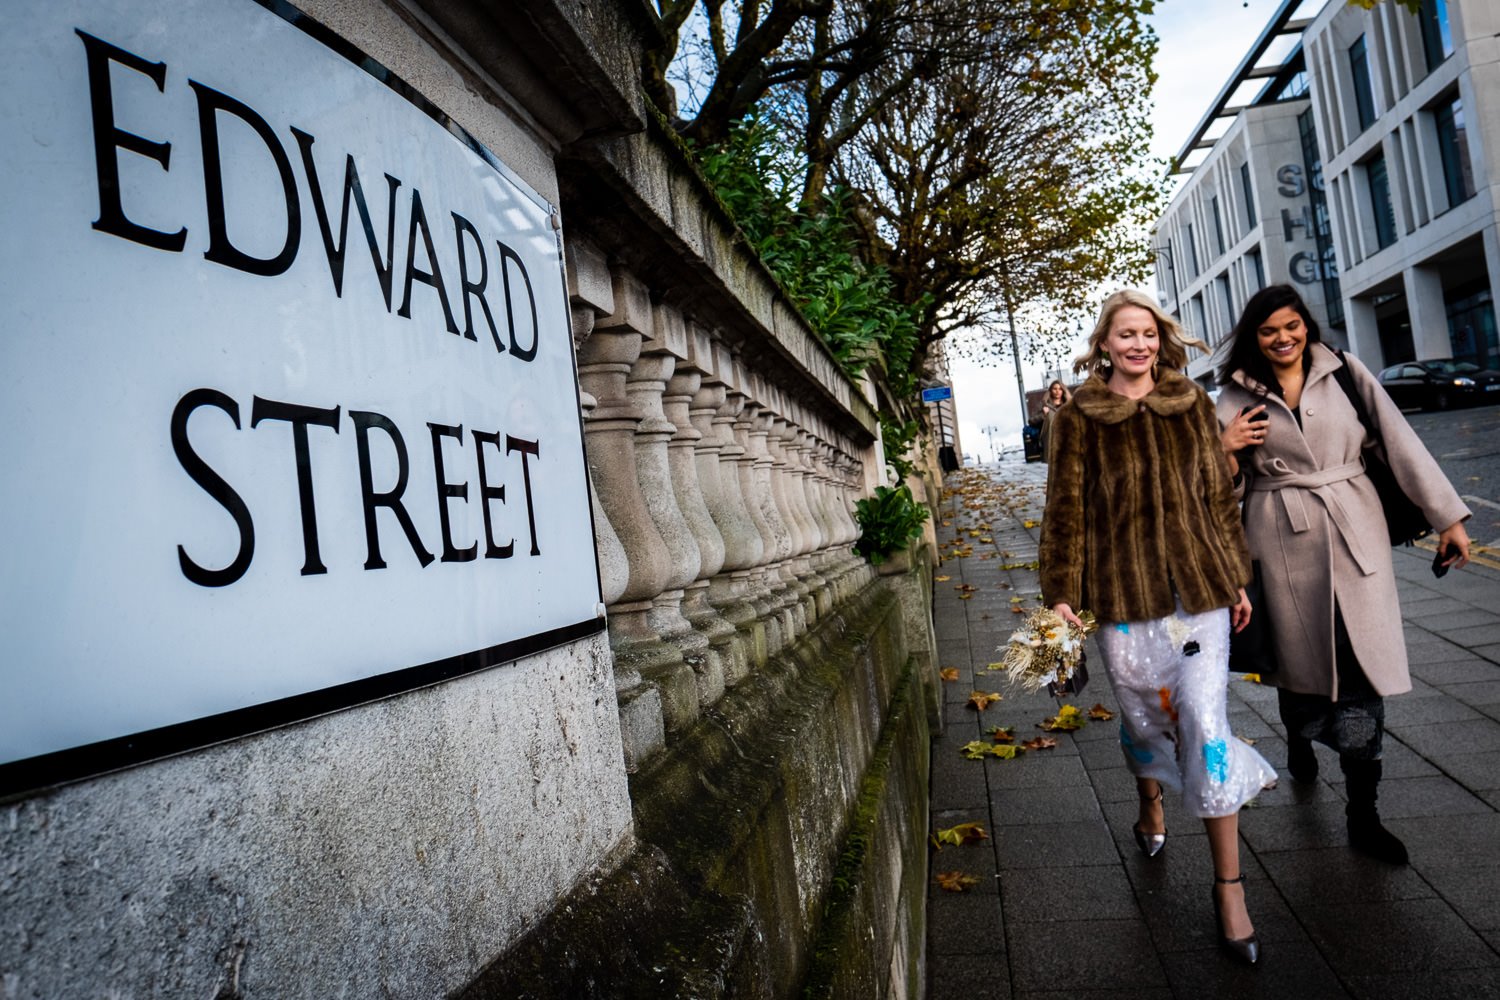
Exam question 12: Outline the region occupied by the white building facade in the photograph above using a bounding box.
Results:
[1303,0,1500,371]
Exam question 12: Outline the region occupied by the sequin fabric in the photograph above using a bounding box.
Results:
[1096,602,1277,818]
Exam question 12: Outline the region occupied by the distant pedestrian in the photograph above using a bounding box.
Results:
[1216,284,1472,865]
[1041,288,1274,966]
[1038,380,1071,461]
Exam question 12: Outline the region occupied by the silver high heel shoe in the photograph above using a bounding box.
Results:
[1133,786,1166,858]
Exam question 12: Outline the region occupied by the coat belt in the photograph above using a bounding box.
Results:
[1248,459,1378,575]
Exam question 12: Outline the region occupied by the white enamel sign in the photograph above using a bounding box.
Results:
[0,0,602,783]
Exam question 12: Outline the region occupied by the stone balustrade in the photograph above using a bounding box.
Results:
[569,246,876,767]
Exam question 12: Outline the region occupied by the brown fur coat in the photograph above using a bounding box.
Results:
[1040,370,1252,623]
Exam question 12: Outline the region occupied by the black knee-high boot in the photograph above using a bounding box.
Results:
[1341,757,1408,865]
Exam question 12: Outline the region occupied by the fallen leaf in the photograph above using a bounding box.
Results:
[989,744,1022,759]
[934,821,989,847]
[940,668,960,682]
[936,575,952,582]
[1021,736,1058,751]
[1087,703,1115,721]
[1022,519,1040,528]
[960,740,992,759]
[960,593,975,600]
[985,661,1006,671]
[1240,673,1261,683]
[989,726,1015,744]
[968,691,1003,711]
[1010,596,1023,603]
[935,871,981,892]
[1011,606,1026,614]
[1040,704,1086,732]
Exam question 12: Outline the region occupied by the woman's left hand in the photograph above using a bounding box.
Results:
[1437,521,1472,570]
[1230,587,1252,634]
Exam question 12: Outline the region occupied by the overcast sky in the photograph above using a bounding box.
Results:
[948,0,1314,461]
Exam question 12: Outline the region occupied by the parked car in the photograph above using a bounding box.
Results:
[1376,358,1500,411]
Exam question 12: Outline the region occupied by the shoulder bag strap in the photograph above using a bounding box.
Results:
[1328,348,1379,448]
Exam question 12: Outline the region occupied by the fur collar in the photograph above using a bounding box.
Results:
[1069,369,1200,424]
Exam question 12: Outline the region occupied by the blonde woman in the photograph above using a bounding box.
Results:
[1038,380,1072,461]
[1040,289,1276,965]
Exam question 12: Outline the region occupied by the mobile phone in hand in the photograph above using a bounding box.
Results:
[1432,543,1458,578]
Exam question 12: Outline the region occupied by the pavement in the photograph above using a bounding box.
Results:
[923,459,1500,1000]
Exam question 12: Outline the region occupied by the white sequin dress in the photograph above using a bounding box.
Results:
[1096,601,1277,818]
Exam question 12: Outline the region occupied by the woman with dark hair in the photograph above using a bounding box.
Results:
[1216,284,1472,865]
[1042,289,1275,965]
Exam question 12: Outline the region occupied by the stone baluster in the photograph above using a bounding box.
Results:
[765,406,814,632]
[693,343,766,674]
[740,386,800,644]
[625,308,710,732]
[727,371,786,656]
[566,242,660,769]
[577,269,696,752]
[791,425,834,619]
[657,309,735,705]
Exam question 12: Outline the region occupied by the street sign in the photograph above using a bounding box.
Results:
[921,386,953,402]
[0,0,604,791]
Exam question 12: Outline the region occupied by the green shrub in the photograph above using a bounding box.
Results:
[852,484,929,564]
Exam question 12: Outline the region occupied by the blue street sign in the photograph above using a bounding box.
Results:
[920,385,953,402]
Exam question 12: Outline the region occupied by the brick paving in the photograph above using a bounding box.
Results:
[924,459,1500,1000]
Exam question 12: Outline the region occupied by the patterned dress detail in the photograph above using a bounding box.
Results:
[1096,602,1277,818]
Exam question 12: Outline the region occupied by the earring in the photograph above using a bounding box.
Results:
[1099,351,1112,370]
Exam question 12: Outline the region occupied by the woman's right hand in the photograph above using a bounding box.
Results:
[1053,603,1084,629]
[1221,404,1268,454]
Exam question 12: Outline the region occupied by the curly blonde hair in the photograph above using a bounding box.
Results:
[1072,289,1208,377]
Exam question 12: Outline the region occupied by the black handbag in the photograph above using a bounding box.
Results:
[1329,350,1431,546]
[1229,561,1277,676]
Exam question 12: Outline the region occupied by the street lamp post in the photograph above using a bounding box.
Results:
[1154,244,1180,319]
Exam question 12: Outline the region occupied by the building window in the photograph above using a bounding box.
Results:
[1186,223,1200,277]
[1240,163,1256,229]
[1246,249,1265,292]
[1349,35,1377,132]
[1215,274,1234,342]
[1211,197,1226,255]
[1435,95,1475,209]
[1190,295,1207,342]
[1420,0,1453,73]
[1367,153,1397,250]
[1446,284,1499,370]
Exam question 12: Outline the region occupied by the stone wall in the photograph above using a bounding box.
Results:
[0,1,939,996]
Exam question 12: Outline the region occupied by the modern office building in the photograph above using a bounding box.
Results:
[1302,0,1500,371]
[1153,0,1343,389]
[1156,0,1500,381]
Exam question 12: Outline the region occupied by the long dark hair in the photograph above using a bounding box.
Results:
[1216,284,1322,393]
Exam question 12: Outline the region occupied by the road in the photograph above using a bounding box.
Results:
[1405,403,1500,551]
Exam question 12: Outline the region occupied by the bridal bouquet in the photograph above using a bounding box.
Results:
[1000,607,1097,696]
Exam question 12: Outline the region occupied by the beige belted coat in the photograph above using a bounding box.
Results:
[1217,344,1471,699]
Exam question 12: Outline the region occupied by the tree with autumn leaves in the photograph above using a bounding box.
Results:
[647,0,1163,398]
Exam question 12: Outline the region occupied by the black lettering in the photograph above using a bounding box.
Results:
[397,190,459,334]
[350,411,434,570]
[506,435,541,556]
[171,389,254,587]
[190,80,301,276]
[496,241,539,362]
[292,128,400,307]
[251,397,340,575]
[472,429,513,559]
[429,422,477,563]
[451,213,494,345]
[76,31,186,253]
